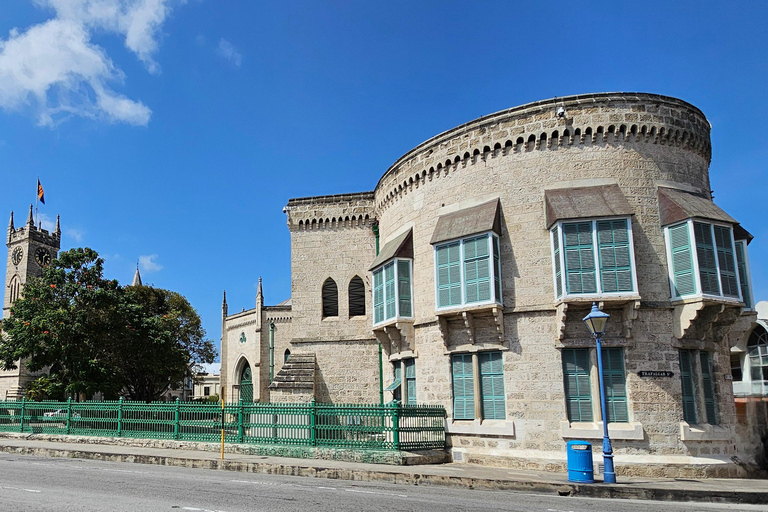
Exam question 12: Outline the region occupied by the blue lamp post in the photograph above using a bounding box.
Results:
[582,302,616,484]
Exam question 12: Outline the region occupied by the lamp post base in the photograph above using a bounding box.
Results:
[603,451,616,484]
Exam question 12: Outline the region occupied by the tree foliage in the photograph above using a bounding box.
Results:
[0,248,216,401]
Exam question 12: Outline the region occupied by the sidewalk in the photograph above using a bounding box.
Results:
[1,433,767,505]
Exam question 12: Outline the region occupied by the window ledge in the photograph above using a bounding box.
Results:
[447,419,515,437]
[560,420,644,441]
[555,294,641,307]
[680,422,731,441]
[436,304,504,344]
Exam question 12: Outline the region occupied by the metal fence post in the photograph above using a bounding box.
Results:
[174,398,180,440]
[238,400,244,443]
[391,402,400,451]
[310,400,316,447]
[66,397,72,434]
[19,397,25,433]
[117,397,123,437]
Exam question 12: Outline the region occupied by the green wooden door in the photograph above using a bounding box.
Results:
[240,365,253,403]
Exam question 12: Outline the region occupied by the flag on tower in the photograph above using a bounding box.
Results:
[37,179,45,204]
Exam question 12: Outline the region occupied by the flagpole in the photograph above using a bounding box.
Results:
[35,177,39,226]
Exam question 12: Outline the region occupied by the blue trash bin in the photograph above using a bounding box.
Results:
[566,440,594,483]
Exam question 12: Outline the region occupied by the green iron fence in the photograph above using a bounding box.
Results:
[0,399,445,451]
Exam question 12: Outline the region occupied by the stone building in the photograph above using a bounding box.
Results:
[1,207,61,400]
[221,92,764,476]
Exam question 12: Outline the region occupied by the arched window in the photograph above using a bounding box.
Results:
[748,325,768,381]
[348,276,366,317]
[239,363,253,403]
[322,278,338,317]
[284,349,291,363]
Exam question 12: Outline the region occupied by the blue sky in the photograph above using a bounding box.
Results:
[1,1,767,358]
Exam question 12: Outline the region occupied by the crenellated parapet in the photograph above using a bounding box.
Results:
[374,92,711,211]
[285,192,376,231]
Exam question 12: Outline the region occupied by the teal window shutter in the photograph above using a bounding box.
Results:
[694,222,720,295]
[563,222,597,294]
[451,354,474,420]
[552,226,563,298]
[479,351,505,419]
[597,219,634,293]
[668,223,696,297]
[437,242,462,307]
[404,358,416,405]
[679,350,698,424]
[735,241,752,308]
[373,268,384,323]
[397,260,412,317]
[562,348,593,422]
[601,347,628,423]
[699,352,717,425]
[713,225,739,298]
[464,235,491,303]
[384,262,396,320]
[493,236,502,303]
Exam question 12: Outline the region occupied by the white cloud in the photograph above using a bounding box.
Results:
[65,227,84,242]
[0,0,184,126]
[217,38,242,67]
[139,253,162,272]
[36,212,56,232]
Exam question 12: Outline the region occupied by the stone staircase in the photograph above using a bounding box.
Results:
[4,386,24,400]
[268,353,315,394]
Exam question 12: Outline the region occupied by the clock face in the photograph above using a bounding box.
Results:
[11,247,23,266]
[34,248,51,267]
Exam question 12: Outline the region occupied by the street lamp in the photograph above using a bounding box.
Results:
[582,302,616,484]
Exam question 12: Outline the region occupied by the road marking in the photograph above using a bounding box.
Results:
[345,488,408,498]
[0,485,41,493]
[180,507,228,512]
[229,479,407,498]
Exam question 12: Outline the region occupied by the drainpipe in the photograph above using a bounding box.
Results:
[373,221,383,404]
[269,322,275,383]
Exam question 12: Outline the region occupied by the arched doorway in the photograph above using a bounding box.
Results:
[240,364,253,403]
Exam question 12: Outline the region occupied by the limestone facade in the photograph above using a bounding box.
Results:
[222,93,764,476]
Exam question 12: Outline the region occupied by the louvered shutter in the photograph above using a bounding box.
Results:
[562,349,593,422]
[493,236,502,303]
[597,219,634,293]
[679,350,698,424]
[668,223,696,297]
[384,262,396,320]
[713,225,739,298]
[464,236,491,303]
[694,222,720,295]
[393,363,402,402]
[451,354,474,420]
[563,222,597,294]
[479,351,505,420]
[601,347,628,423]
[735,241,752,309]
[373,268,384,323]
[552,227,563,298]
[405,358,416,405]
[397,260,412,317]
[437,243,462,307]
[699,352,717,425]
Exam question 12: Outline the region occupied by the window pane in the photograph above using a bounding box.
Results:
[479,351,505,420]
[562,348,592,422]
[563,222,597,294]
[464,236,491,303]
[373,269,384,323]
[735,241,752,308]
[397,260,412,317]
[437,243,462,307]
[384,262,396,320]
[679,350,698,424]
[452,354,474,420]
[694,222,720,295]
[601,347,628,423]
[405,358,416,405]
[713,225,739,298]
[597,219,634,293]
[668,223,696,296]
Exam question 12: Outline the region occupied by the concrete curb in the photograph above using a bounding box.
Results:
[1,443,767,505]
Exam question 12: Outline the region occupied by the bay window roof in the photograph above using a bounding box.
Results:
[544,184,633,228]
[369,229,413,270]
[658,186,736,226]
[430,198,500,245]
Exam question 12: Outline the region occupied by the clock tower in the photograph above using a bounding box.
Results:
[1,205,61,399]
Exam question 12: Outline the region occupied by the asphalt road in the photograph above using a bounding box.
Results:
[0,453,765,512]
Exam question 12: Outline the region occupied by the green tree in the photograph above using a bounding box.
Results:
[0,248,216,401]
[118,285,216,401]
[0,248,123,399]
